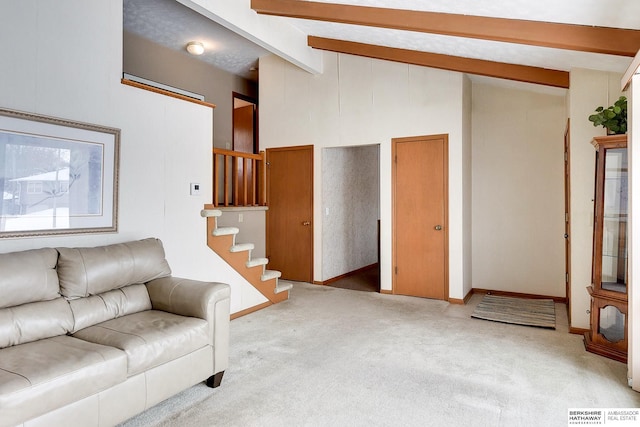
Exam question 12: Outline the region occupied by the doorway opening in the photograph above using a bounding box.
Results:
[232,92,258,206]
[321,145,381,292]
[233,92,257,154]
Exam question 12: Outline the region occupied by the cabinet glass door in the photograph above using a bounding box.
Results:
[601,147,627,293]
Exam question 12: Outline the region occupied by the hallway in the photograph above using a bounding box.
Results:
[327,265,379,293]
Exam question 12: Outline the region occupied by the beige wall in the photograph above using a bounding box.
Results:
[259,52,472,299]
[471,83,567,297]
[568,68,624,329]
[462,75,473,299]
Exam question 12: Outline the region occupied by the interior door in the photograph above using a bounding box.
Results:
[393,135,448,299]
[233,98,256,205]
[266,145,313,282]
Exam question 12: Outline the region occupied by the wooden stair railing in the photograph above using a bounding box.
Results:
[213,149,267,207]
[201,206,292,309]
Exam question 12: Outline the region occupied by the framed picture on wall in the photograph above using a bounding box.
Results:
[0,108,120,238]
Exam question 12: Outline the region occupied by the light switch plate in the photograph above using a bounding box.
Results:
[190,183,201,196]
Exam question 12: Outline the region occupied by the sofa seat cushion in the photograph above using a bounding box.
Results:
[0,335,126,427]
[73,310,209,376]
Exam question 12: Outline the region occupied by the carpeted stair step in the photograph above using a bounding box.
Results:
[246,257,269,269]
[201,205,291,306]
[261,269,281,282]
[200,209,222,218]
[230,243,254,254]
[275,282,293,294]
[213,226,239,237]
[230,243,254,252]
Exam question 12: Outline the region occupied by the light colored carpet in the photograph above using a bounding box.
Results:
[120,282,639,427]
[471,294,556,329]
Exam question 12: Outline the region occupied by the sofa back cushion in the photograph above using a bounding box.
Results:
[57,238,171,299]
[69,284,152,333]
[0,298,73,348]
[0,247,60,309]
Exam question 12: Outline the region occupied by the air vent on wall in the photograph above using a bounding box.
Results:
[122,73,205,102]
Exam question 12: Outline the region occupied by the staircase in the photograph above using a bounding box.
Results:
[200,206,293,307]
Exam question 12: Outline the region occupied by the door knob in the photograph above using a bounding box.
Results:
[434,225,442,231]
[302,221,311,226]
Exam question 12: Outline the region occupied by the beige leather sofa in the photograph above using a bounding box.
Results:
[0,238,230,427]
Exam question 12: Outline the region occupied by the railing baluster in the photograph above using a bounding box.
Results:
[213,152,219,206]
[232,156,238,206]
[242,157,249,206]
[251,158,257,206]
[212,148,268,208]
[223,154,229,206]
[261,151,267,206]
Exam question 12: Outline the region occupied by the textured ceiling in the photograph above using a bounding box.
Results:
[123,0,269,80]
[123,0,640,87]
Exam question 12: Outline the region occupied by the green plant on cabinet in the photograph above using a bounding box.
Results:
[588,96,627,135]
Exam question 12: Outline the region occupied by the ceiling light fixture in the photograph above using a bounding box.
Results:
[186,41,205,56]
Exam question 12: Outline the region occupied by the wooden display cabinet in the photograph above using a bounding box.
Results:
[584,134,628,363]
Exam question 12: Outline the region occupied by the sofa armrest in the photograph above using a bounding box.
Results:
[146,276,230,373]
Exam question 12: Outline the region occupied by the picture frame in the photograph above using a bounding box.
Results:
[0,108,120,238]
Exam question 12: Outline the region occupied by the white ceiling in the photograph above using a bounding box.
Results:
[123,0,640,88]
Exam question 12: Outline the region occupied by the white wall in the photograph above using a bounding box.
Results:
[322,145,379,280]
[471,83,566,297]
[123,31,256,151]
[259,52,471,299]
[568,68,624,329]
[0,0,266,315]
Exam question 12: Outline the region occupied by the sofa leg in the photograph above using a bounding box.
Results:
[206,371,224,388]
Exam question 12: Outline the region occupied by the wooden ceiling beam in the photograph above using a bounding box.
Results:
[309,36,569,89]
[252,0,640,57]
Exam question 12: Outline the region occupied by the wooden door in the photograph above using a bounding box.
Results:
[266,145,313,282]
[393,135,448,299]
[233,104,255,205]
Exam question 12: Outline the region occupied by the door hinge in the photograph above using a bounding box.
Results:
[566,273,569,283]
[565,212,569,222]
[395,266,398,274]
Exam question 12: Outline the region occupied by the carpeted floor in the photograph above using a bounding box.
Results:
[119,282,639,427]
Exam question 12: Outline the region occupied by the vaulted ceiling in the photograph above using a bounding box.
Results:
[124,0,640,89]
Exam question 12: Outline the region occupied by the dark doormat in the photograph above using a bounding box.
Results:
[471,294,556,329]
